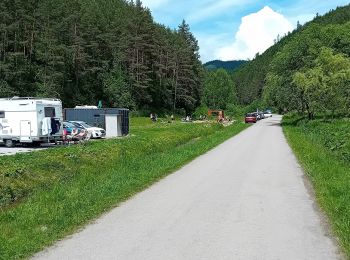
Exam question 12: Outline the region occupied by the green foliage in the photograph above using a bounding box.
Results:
[0,80,16,97]
[0,0,202,113]
[283,115,350,256]
[232,4,350,111]
[0,118,248,259]
[103,67,135,109]
[225,104,244,117]
[193,103,209,118]
[292,48,350,116]
[265,23,350,117]
[202,69,237,110]
[204,60,247,71]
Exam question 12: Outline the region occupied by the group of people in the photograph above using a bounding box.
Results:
[150,113,176,123]
[149,113,230,123]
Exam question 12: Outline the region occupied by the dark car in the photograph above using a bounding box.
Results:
[245,113,257,123]
[252,112,261,120]
[259,112,265,119]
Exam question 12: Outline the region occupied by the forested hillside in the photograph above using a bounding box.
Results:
[0,0,203,112]
[232,4,350,110]
[204,60,246,71]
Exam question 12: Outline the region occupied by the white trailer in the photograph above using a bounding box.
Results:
[0,97,63,147]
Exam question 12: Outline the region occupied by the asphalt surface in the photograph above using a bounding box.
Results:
[0,146,46,156]
[34,115,341,260]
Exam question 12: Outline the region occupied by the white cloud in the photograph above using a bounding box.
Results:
[216,6,294,60]
[197,33,230,62]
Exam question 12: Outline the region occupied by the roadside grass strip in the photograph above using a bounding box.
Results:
[282,115,350,258]
[0,118,248,260]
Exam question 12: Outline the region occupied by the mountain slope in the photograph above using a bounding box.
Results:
[232,4,350,105]
[204,60,247,71]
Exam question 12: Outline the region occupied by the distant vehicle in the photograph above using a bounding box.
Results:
[70,121,106,138]
[264,110,273,118]
[75,105,98,109]
[259,112,265,119]
[63,121,90,141]
[0,97,63,147]
[63,121,82,135]
[245,113,257,123]
[252,112,261,120]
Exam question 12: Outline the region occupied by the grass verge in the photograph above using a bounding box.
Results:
[0,118,248,260]
[282,115,350,258]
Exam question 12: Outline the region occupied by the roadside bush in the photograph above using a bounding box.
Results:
[283,114,350,162]
[193,104,209,119]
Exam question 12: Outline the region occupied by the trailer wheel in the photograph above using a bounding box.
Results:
[4,139,15,148]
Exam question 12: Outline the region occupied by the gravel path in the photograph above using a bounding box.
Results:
[34,115,341,260]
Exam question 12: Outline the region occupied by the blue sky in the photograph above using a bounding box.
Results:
[141,0,350,62]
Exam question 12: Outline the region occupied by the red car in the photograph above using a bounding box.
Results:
[245,113,257,123]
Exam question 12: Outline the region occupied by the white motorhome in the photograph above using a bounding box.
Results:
[0,97,63,147]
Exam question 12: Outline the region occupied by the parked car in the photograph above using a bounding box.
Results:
[63,121,88,142]
[70,121,106,139]
[259,112,265,119]
[264,110,273,118]
[245,113,257,123]
[252,112,261,120]
[63,121,81,135]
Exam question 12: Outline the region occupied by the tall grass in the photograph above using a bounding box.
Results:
[0,118,248,260]
[283,115,350,258]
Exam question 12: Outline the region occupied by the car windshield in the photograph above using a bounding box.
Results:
[71,121,91,128]
[246,113,255,117]
[64,122,75,128]
[79,122,92,128]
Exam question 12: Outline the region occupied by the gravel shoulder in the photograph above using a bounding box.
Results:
[34,115,341,260]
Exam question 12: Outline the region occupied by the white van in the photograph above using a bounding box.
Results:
[0,97,63,147]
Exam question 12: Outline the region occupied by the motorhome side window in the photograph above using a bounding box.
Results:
[0,111,5,118]
[44,107,56,117]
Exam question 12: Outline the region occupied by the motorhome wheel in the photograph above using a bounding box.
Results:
[4,139,15,148]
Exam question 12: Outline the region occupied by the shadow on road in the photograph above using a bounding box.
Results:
[265,121,281,127]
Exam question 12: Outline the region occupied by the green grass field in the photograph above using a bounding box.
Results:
[0,118,248,260]
[282,115,350,258]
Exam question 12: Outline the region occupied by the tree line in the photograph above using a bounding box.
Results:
[229,4,350,117]
[0,0,203,113]
[264,22,350,118]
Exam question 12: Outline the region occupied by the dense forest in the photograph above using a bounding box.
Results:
[2,0,350,116]
[203,60,246,72]
[230,4,350,117]
[0,0,203,113]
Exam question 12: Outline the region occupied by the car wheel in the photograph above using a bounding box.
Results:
[4,139,15,148]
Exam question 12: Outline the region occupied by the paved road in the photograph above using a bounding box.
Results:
[34,116,341,260]
[0,146,44,156]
